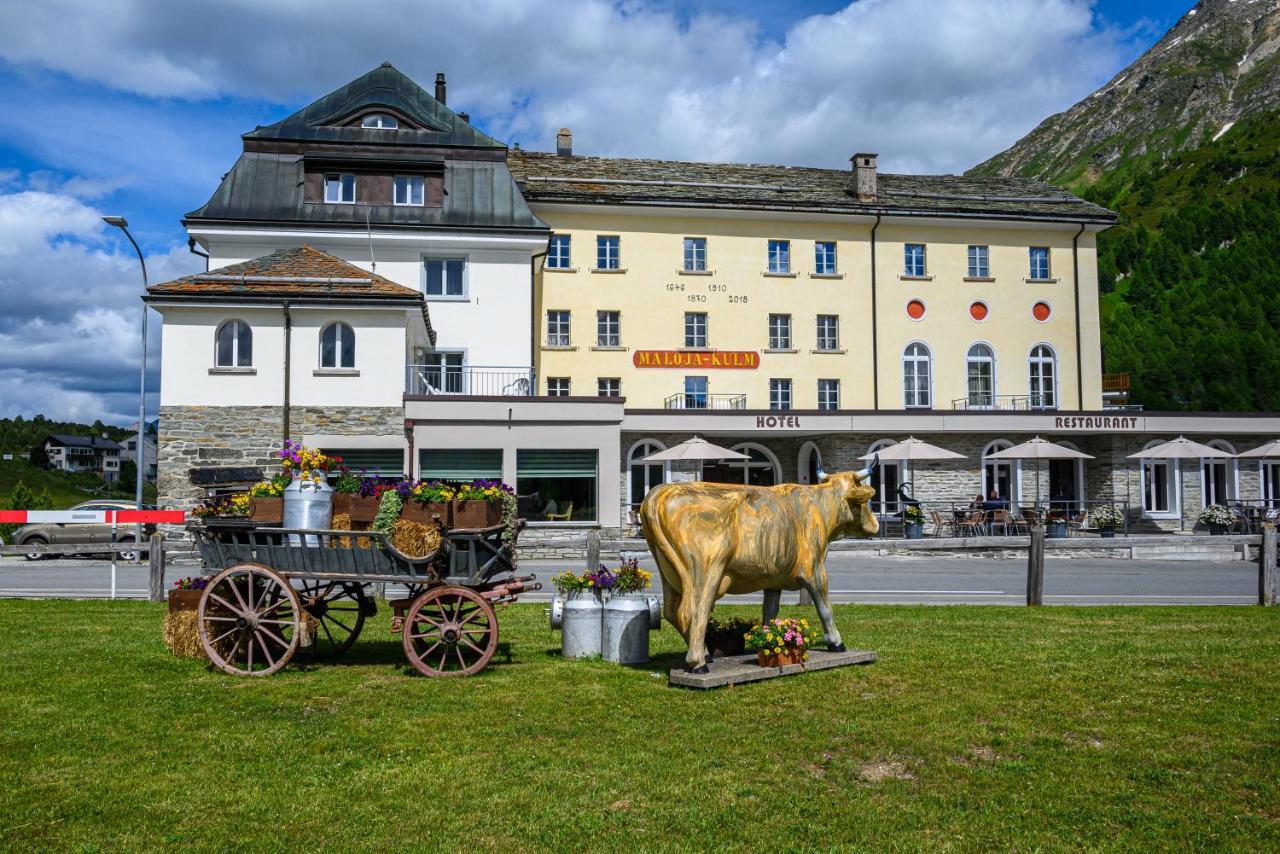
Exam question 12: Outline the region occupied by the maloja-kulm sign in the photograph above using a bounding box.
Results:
[632,350,759,369]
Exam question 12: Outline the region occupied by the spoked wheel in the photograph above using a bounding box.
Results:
[294,580,368,659]
[197,563,300,677]
[402,586,498,677]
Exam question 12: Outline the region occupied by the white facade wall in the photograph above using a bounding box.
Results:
[289,307,409,407]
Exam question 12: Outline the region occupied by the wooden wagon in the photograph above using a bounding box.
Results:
[189,523,537,677]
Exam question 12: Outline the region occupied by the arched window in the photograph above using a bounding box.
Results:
[966,343,995,408]
[727,443,781,486]
[320,322,355,369]
[1028,345,1057,410]
[361,113,398,129]
[867,439,902,513]
[1202,440,1237,507]
[627,440,667,510]
[1140,439,1177,517]
[982,440,1020,507]
[902,343,931,408]
[215,320,252,368]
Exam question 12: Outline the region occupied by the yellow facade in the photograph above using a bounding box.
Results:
[532,205,1104,412]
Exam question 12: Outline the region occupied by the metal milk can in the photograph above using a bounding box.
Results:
[550,591,605,659]
[601,592,662,664]
[283,474,333,545]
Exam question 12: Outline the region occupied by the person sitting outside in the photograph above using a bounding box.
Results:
[982,490,1009,511]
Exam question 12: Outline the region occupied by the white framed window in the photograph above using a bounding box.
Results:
[817,379,839,410]
[966,343,995,408]
[767,239,790,273]
[547,234,571,269]
[1140,440,1178,518]
[215,320,252,367]
[597,310,620,347]
[596,235,620,270]
[902,342,932,408]
[727,442,781,486]
[768,313,791,349]
[418,351,463,394]
[814,241,837,275]
[982,440,1021,507]
[394,175,424,206]
[597,378,621,397]
[546,310,570,347]
[769,378,792,411]
[816,315,839,351]
[968,245,989,277]
[319,321,355,369]
[683,237,707,272]
[547,378,571,396]
[423,257,465,297]
[628,440,668,509]
[361,113,398,129]
[324,173,356,204]
[684,312,707,348]
[1201,440,1237,507]
[904,243,926,276]
[1029,344,1057,409]
[1029,246,1051,280]
[683,376,708,409]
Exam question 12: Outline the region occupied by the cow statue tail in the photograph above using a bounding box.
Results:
[638,490,692,639]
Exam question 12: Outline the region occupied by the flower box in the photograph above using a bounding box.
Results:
[168,588,203,613]
[402,501,450,526]
[452,500,499,530]
[757,648,805,667]
[333,494,380,523]
[250,497,282,524]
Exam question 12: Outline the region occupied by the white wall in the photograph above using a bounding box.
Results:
[289,307,407,407]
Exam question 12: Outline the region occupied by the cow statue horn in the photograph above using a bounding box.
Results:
[854,453,880,481]
[815,460,829,483]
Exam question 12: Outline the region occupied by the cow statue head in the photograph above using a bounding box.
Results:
[817,455,879,538]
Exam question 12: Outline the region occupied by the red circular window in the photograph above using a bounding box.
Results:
[969,301,989,321]
[1032,301,1052,322]
[906,299,926,320]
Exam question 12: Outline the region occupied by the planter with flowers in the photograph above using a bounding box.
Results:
[744,617,819,667]
[704,615,756,658]
[902,504,925,539]
[1199,504,1233,535]
[1088,504,1125,538]
[549,568,608,659]
[600,558,660,664]
[452,480,507,529]
[403,480,454,526]
[332,472,385,523]
[191,493,252,525]
[167,576,209,612]
[248,474,290,523]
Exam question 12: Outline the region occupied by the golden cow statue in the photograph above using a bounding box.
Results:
[640,461,879,672]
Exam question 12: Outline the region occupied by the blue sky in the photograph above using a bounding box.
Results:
[0,0,1191,423]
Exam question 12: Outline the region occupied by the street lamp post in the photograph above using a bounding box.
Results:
[102,217,148,537]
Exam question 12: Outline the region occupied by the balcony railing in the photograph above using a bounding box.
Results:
[406,365,536,397]
[951,395,1058,411]
[663,393,747,410]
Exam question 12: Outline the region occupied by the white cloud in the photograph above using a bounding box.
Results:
[0,0,1144,173]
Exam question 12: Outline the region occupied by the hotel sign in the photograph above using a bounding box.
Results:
[632,350,759,369]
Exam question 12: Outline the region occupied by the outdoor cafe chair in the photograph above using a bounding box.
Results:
[928,509,954,538]
[1067,511,1087,537]
[981,509,1012,536]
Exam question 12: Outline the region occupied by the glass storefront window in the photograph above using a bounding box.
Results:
[518,449,598,522]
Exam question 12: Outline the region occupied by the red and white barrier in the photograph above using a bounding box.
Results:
[0,509,186,524]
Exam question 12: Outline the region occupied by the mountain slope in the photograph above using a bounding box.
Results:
[970,0,1280,189]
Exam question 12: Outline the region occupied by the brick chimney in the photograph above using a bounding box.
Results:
[852,152,878,202]
[556,128,573,157]
[434,72,447,105]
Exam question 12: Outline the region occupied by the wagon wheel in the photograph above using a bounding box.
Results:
[294,580,368,659]
[402,586,498,677]
[197,563,300,677]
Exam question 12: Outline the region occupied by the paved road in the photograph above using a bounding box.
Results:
[0,552,1259,605]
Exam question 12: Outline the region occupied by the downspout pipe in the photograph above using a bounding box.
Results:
[1071,223,1085,409]
[187,237,209,271]
[282,300,292,444]
[530,243,549,395]
[870,215,882,409]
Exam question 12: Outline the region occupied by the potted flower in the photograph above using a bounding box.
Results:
[248,474,289,523]
[549,568,608,659]
[703,616,756,658]
[403,480,454,526]
[902,504,925,539]
[168,576,208,612]
[600,558,659,664]
[191,493,251,524]
[452,479,508,529]
[1199,504,1233,535]
[744,617,819,667]
[278,440,339,480]
[1088,504,1124,538]
[331,469,382,523]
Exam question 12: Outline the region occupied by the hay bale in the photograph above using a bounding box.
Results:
[163,610,207,660]
[332,514,373,548]
[391,519,441,558]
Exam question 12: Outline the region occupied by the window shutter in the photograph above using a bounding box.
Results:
[323,449,404,478]
[516,450,597,478]
[418,449,502,481]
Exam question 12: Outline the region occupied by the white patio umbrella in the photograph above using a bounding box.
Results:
[641,435,748,483]
[984,436,1094,508]
[1128,436,1233,530]
[858,436,966,462]
[1235,438,1280,459]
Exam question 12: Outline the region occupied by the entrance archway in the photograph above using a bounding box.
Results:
[798,442,823,485]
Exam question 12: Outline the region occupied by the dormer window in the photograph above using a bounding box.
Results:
[394,175,425,206]
[324,173,356,204]
[361,113,398,129]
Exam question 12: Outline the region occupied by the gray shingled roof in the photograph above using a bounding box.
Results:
[47,434,122,451]
[509,151,1116,223]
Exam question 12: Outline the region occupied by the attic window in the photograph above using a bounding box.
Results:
[361,113,398,129]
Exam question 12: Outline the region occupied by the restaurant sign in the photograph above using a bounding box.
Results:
[632,350,759,369]
[1052,415,1140,430]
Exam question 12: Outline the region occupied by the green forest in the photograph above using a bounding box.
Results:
[1077,109,1280,411]
[0,414,134,459]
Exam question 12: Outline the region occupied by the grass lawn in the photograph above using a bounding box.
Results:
[0,459,158,509]
[1,601,1277,850]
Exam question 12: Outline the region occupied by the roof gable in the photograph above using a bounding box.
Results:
[245,63,504,149]
[148,245,422,300]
